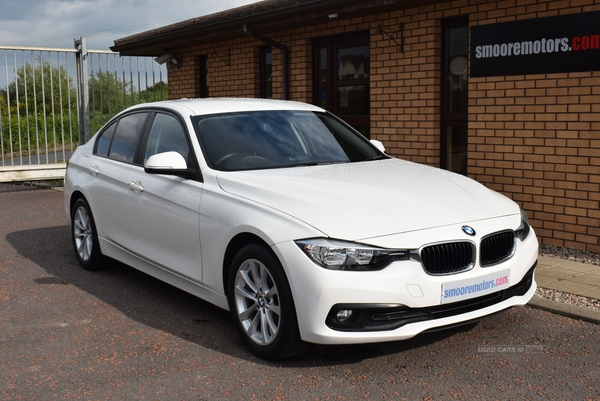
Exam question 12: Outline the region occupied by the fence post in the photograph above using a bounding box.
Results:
[74,37,90,145]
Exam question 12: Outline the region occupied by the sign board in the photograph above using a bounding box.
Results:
[470,11,600,77]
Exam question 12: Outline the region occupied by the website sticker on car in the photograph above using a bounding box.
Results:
[441,269,510,304]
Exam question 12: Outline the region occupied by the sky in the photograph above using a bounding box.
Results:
[0,0,263,50]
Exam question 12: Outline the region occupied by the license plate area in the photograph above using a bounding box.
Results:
[441,269,510,304]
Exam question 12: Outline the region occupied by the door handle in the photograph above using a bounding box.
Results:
[88,165,99,176]
[128,181,144,193]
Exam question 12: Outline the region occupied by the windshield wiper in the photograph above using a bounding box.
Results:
[285,160,348,168]
[360,154,389,162]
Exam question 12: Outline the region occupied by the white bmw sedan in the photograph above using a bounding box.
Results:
[65,98,538,360]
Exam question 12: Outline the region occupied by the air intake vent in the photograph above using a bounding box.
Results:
[480,230,515,267]
[420,242,474,275]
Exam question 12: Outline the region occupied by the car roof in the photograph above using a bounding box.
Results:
[124,98,326,116]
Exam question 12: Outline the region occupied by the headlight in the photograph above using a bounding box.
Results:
[295,238,409,271]
[515,209,531,241]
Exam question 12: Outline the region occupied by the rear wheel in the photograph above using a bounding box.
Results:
[71,198,105,271]
[228,243,307,360]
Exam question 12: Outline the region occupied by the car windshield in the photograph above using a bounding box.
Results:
[193,110,384,171]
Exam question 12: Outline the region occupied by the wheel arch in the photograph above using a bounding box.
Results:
[69,190,87,212]
[69,192,106,270]
[222,233,274,297]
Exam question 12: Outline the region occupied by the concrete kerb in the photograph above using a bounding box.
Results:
[528,255,600,324]
[527,295,600,325]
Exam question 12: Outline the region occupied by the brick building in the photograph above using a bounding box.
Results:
[111,0,600,253]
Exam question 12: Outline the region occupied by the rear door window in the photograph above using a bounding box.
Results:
[107,112,148,163]
[94,122,116,157]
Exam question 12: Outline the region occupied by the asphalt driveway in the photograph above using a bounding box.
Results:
[1,184,599,400]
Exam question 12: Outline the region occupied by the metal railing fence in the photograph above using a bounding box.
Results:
[0,38,167,181]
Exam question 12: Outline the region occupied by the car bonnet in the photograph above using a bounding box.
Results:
[215,158,519,241]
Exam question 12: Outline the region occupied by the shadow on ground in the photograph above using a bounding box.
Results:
[7,225,484,367]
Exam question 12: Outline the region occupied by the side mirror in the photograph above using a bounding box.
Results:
[370,139,386,153]
[144,151,196,179]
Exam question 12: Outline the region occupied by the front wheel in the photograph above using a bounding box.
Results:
[228,243,307,360]
[71,198,105,271]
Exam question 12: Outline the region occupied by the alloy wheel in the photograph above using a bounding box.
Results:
[73,205,93,263]
[233,258,281,346]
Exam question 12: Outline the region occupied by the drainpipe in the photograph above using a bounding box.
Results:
[243,24,289,100]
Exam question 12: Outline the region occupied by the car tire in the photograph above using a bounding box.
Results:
[71,198,105,271]
[228,243,308,360]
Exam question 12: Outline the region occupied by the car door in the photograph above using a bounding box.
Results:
[87,112,149,247]
[126,111,204,283]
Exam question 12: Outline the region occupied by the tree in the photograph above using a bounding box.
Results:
[139,81,168,103]
[87,72,169,131]
[1,60,78,153]
[88,70,134,115]
[2,60,170,153]
[4,59,77,116]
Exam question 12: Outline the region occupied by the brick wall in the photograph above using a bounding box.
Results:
[165,0,600,253]
[167,40,262,99]
[466,0,600,253]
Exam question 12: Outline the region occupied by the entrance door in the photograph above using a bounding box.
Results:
[314,32,370,138]
[441,18,469,175]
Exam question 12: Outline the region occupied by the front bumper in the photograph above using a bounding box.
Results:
[274,223,538,345]
[325,262,536,332]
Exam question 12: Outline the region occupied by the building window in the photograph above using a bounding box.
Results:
[314,32,370,138]
[260,47,272,98]
[199,55,209,98]
[441,18,468,175]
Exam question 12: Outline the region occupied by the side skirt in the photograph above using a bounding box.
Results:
[98,237,230,311]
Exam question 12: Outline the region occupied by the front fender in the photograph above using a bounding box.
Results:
[198,181,325,295]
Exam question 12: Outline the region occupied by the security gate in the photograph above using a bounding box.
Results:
[0,38,168,182]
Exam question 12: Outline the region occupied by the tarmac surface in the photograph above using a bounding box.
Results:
[1,183,599,400]
[6,181,600,322]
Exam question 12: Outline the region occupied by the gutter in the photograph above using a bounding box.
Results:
[110,0,362,55]
[243,24,289,100]
[111,0,445,56]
